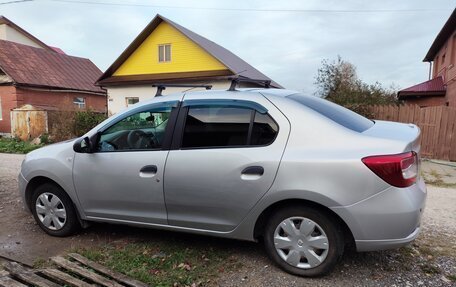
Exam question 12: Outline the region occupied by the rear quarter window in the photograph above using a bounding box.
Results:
[287,93,374,133]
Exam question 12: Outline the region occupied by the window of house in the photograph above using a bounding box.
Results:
[181,105,278,148]
[126,97,139,107]
[442,53,446,65]
[158,44,171,62]
[73,97,85,109]
[0,96,2,120]
[452,35,456,64]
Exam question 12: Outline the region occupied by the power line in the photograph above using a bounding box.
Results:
[0,0,33,5]
[48,0,450,13]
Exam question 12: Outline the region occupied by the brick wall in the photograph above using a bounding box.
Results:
[0,85,107,134]
[0,85,18,133]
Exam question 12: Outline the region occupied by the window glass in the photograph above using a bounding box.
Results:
[165,45,171,61]
[287,93,374,133]
[98,107,171,152]
[182,106,252,148]
[73,97,85,109]
[158,45,164,62]
[158,44,171,62]
[251,112,278,145]
[126,97,139,107]
[0,96,2,120]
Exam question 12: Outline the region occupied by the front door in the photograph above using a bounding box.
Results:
[164,99,290,231]
[73,102,177,224]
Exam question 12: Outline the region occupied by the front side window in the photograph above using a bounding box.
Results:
[126,97,139,107]
[98,107,171,152]
[73,97,85,109]
[158,44,171,62]
[181,104,278,148]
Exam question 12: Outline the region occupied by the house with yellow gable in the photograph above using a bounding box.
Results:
[97,14,281,114]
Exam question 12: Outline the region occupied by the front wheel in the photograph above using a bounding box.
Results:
[263,206,344,277]
[31,183,80,237]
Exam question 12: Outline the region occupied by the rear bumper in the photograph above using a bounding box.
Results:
[355,227,420,251]
[331,178,426,252]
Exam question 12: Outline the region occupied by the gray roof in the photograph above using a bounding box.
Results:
[98,14,281,88]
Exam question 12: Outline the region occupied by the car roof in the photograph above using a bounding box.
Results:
[128,88,300,111]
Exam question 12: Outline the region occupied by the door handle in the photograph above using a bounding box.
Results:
[139,165,158,178]
[241,166,264,176]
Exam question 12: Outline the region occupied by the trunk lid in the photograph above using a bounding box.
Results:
[362,120,421,153]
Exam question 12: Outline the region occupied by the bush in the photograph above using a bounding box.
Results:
[49,110,107,142]
[73,110,107,137]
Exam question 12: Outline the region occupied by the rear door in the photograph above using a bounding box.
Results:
[164,95,290,232]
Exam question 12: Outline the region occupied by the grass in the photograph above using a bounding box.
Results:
[0,137,43,154]
[422,169,456,188]
[448,274,456,281]
[77,240,241,287]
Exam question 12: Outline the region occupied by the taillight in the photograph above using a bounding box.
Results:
[362,151,418,188]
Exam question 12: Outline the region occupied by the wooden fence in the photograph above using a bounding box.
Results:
[369,105,456,161]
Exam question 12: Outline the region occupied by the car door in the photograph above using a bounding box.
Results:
[73,101,178,224]
[164,96,290,232]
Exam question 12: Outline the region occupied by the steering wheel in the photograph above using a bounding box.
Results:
[127,130,148,149]
[127,130,158,149]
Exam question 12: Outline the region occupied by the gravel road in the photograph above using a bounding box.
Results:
[0,153,455,286]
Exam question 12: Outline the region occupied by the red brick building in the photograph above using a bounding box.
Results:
[398,8,456,107]
[0,16,106,135]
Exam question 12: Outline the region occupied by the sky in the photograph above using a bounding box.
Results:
[1,0,455,94]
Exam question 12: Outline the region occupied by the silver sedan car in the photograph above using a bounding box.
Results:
[18,88,426,277]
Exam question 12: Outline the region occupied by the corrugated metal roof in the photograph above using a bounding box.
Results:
[398,76,446,98]
[0,40,105,94]
[97,14,281,88]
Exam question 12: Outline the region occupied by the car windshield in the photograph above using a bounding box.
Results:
[287,93,374,133]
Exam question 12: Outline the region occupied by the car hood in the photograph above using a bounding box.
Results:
[25,138,77,161]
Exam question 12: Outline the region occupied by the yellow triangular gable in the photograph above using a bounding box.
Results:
[113,22,228,76]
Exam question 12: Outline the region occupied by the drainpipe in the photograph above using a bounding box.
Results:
[428,61,432,80]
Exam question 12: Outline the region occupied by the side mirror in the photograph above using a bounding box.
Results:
[73,137,93,153]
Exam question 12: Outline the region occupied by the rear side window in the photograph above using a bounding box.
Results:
[287,93,374,132]
[251,112,279,145]
[182,105,278,148]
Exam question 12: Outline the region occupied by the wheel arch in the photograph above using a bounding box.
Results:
[253,198,355,249]
[25,176,63,210]
[25,176,88,228]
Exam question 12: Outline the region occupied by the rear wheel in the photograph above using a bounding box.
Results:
[31,183,80,237]
[263,206,344,277]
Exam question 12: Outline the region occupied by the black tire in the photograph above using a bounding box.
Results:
[263,205,344,277]
[31,183,80,237]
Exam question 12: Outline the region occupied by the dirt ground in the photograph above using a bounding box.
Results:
[0,153,455,286]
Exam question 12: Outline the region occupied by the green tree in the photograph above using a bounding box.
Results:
[315,56,398,117]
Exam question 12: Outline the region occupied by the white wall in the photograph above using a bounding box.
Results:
[0,24,43,48]
[106,80,231,114]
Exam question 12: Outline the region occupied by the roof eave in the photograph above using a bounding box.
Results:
[398,91,446,99]
[14,82,107,95]
[423,8,456,62]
